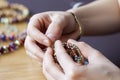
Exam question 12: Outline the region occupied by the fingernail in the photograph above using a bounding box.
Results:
[47,34,55,42]
[43,39,50,45]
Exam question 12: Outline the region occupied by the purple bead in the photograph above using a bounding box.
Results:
[0,33,6,41]
[8,35,15,41]
[0,47,4,54]
[8,46,12,52]
[9,43,16,50]
[12,18,18,23]
[18,30,27,38]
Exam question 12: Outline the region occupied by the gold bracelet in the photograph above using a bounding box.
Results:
[70,12,83,38]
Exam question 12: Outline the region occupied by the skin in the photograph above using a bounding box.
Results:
[68,0,120,36]
[25,11,80,63]
[24,0,120,79]
[43,39,120,80]
[24,0,120,62]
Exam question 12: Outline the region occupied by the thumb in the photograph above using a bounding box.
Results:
[45,18,64,43]
[68,39,108,64]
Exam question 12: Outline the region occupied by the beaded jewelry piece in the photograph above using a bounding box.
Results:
[0,32,16,41]
[0,2,29,24]
[54,42,85,65]
[0,24,18,41]
[0,30,27,55]
[0,1,29,55]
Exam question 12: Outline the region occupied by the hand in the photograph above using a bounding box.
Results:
[43,39,120,80]
[24,11,80,63]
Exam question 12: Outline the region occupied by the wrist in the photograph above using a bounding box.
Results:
[113,69,120,80]
[66,10,83,38]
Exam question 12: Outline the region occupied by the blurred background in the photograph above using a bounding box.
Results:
[8,0,120,67]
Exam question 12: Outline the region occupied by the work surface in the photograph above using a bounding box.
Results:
[0,22,46,80]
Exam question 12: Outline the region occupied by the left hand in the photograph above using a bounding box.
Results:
[24,11,80,64]
[43,39,120,80]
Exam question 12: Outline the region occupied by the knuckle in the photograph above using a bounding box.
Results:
[25,51,32,57]
[79,41,87,46]
[94,50,103,58]
[30,13,39,20]
[78,41,89,48]
[67,74,76,80]
[26,24,32,37]
[24,36,29,49]
[24,39,28,49]
[67,66,77,80]
[26,27,30,35]
[26,25,33,36]
[43,62,50,72]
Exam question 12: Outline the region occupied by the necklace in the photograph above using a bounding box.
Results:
[0,1,29,55]
[0,30,27,55]
[0,24,18,41]
[0,2,29,24]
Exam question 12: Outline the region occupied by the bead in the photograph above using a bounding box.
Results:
[3,46,9,53]
[1,18,9,24]
[8,45,12,52]
[10,42,16,50]
[8,36,15,41]
[0,29,26,55]
[14,40,21,46]
[8,34,15,41]
[0,33,6,41]
[14,40,21,49]
[0,47,4,54]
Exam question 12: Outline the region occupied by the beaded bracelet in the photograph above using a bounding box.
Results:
[54,42,85,65]
[0,30,27,55]
[0,2,29,24]
[70,12,83,38]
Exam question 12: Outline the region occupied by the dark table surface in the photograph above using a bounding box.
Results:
[8,0,120,67]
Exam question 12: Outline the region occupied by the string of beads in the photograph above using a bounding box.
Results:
[0,2,29,24]
[0,30,27,55]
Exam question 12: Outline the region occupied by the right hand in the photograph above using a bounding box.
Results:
[43,40,120,80]
[24,11,80,63]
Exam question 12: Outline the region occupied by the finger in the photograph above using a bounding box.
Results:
[24,36,44,62]
[26,50,38,60]
[54,40,75,72]
[68,39,105,64]
[60,29,80,42]
[43,66,55,80]
[45,15,65,43]
[25,50,43,66]
[43,47,64,80]
[27,14,51,47]
[25,50,43,65]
